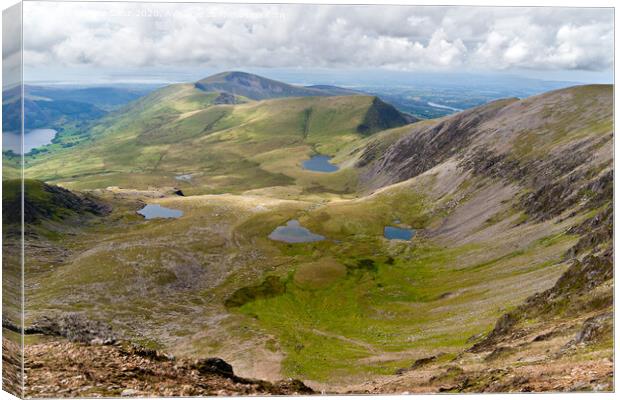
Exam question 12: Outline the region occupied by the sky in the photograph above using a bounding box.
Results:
[16,2,615,85]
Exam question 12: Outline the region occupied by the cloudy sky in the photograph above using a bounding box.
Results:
[20,2,614,84]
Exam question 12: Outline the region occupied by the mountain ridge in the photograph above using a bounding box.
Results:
[359,84,612,190]
[195,71,362,100]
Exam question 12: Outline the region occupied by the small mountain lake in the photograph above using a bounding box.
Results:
[384,226,415,240]
[302,155,339,172]
[138,204,183,219]
[3,128,57,154]
[268,220,325,243]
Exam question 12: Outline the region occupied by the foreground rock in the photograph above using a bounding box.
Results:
[23,338,313,397]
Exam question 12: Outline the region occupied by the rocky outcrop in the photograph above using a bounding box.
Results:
[26,314,118,345]
[3,179,110,225]
[520,167,612,222]
[3,313,117,345]
[466,193,613,355]
[213,92,239,105]
[195,358,235,376]
[565,206,613,259]
[395,353,445,375]
[23,338,314,397]
[14,313,314,397]
[572,312,613,345]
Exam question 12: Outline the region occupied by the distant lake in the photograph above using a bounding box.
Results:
[269,220,325,243]
[302,155,339,173]
[138,204,183,220]
[384,226,415,241]
[3,128,57,154]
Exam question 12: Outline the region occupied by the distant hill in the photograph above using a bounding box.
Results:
[304,85,363,96]
[21,74,416,194]
[2,85,157,132]
[195,71,359,100]
[357,97,418,135]
[27,85,156,111]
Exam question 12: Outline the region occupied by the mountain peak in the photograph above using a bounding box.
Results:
[199,71,259,83]
[357,97,418,135]
[195,71,356,100]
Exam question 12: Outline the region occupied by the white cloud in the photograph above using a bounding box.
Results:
[21,2,613,74]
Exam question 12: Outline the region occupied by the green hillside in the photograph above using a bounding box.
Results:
[22,78,413,195]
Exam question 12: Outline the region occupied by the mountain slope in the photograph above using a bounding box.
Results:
[341,84,614,392]
[357,97,418,135]
[359,85,611,191]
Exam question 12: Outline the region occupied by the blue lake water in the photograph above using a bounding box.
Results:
[384,226,415,240]
[138,204,183,219]
[3,128,57,154]
[302,155,339,172]
[268,220,325,243]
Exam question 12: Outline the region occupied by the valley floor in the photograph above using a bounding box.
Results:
[13,174,613,394]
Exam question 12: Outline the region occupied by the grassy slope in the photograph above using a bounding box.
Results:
[21,85,394,196]
[509,85,613,160]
